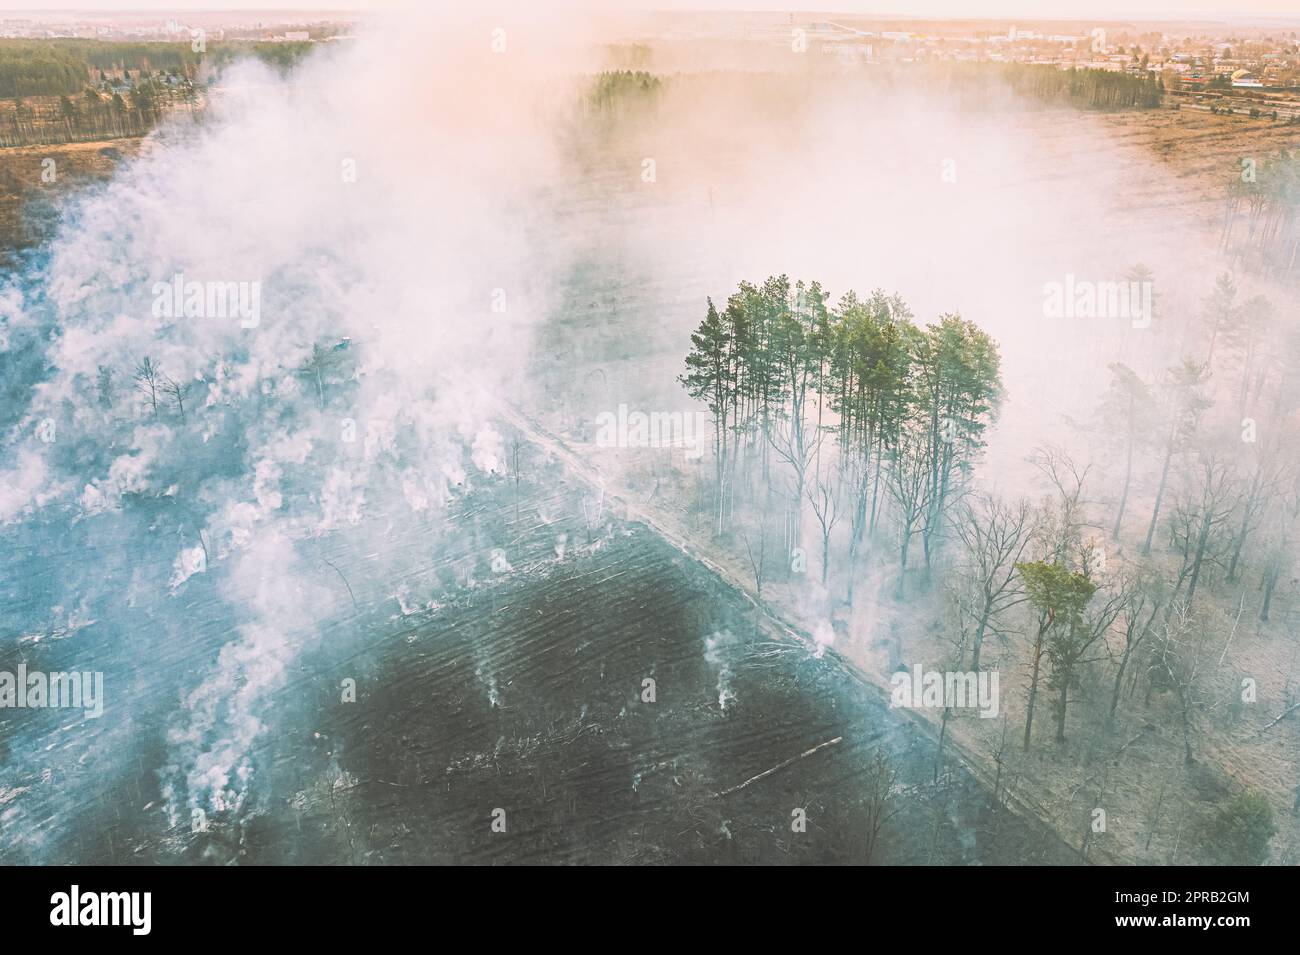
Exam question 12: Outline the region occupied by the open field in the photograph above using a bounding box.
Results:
[0,420,1076,865]
[1094,107,1300,236]
[0,138,144,258]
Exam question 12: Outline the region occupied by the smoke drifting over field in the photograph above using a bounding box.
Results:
[0,7,594,847]
[1,5,1296,864]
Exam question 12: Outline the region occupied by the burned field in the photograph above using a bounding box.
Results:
[292,524,1079,865]
[0,431,1076,865]
[270,500,1088,862]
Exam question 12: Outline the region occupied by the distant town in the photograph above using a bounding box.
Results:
[3,10,1299,91]
[738,16,1300,90]
[0,10,357,44]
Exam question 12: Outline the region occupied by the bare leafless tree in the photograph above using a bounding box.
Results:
[742,503,770,599]
[1030,444,1095,566]
[887,425,932,594]
[297,342,347,409]
[1145,603,1215,765]
[161,373,192,422]
[1108,565,1164,721]
[805,455,844,586]
[133,356,162,418]
[949,492,1035,671]
[862,747,899,864]
[1168,453,1241,610]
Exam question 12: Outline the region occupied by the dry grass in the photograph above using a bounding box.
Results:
[0,138,145,250]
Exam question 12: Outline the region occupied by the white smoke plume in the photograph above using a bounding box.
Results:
[0,6,603,837]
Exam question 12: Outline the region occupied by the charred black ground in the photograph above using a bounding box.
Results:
[1,445,1077,865]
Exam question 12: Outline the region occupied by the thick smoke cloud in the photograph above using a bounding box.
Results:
[0,7,595,848]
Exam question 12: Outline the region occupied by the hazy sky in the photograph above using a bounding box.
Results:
[1,1,1298,25]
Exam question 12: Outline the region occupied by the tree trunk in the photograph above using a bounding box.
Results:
[1055,669,1070,743]
[1185,512,1213,609]
[1109,646,1131,719]
[970,600,991,673]
[1260,564,1279,622]
[1142,430,1176,555]
[1112,431,1133,541]
[1226,471,1261,582]
[1023,627,1046,751]
[820,531,830,586]
[935,707,950,784]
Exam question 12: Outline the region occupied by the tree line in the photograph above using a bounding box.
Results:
[0,39,317,98]
[680,269,1298,861]
[884,63,1165,112]
[0,40,202,99]
[1222,149,1300,283]
[0,41,87,99]
[1002,64,1165,110]
[1,80,197,148]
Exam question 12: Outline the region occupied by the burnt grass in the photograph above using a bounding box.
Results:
[246,524,1080,865]
[1,445,1079,865]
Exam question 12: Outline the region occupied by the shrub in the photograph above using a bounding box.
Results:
[1198,791,1275,865]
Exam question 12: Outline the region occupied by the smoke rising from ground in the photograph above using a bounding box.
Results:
[1,7,1294,862]
[0,7,592,848]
